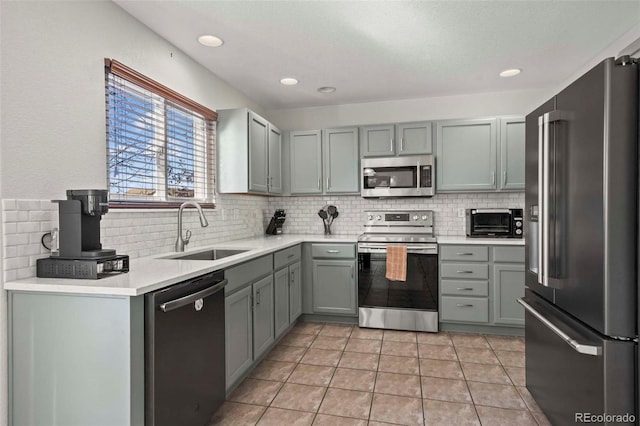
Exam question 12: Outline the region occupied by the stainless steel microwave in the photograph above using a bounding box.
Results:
[361,155,434,197]
[466,208,524,238]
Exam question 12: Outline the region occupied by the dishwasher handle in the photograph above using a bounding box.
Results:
[160,279,228,313]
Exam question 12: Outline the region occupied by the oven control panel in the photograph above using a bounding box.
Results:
[364,210,433,227]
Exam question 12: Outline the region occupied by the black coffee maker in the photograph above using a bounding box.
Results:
[266,209,286,235]
[37,189,129,279]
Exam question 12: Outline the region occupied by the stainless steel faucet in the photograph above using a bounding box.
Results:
[175,201,209,252]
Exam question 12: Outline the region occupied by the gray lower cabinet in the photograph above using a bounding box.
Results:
[225,286,253,387]
[252,275,275,358]
[310,243,357,316]
[439,244,524,329]
[224,255,274,390]
[274,260,303,338]
[9,292,144,425]
[289,261,302,321]
[493,263,525,326]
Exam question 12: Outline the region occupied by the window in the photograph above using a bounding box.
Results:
[105,59,217,207]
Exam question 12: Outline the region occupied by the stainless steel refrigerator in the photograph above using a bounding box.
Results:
[523,56,639,425]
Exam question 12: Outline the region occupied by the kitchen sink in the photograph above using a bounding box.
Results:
[165,249,249,261]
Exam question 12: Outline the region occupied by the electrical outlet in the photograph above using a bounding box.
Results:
[457,208,466,218]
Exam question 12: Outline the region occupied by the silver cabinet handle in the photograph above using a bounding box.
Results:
[400,137,404,151]
[317,178,320,190]
[456,287,474,291]
[351,265,354,278]
[456,304,474,307]
[256,289,261,306]
[327,177,330,189]
[456,270,474,274]
[287,254,295,258]
[491,171,495,185]
[517,298,601,356]
[290,270,294,283]
[160,279,227,313]
[503,171,507,186]
[326,250,340,253]
[456,252,474,256]
[390,138,393,152]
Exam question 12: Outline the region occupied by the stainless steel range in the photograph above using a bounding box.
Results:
[357,210,438,332]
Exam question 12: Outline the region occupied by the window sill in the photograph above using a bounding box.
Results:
[109,201,216,210]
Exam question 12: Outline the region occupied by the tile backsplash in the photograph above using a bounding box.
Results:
[2,192,523,281]
[267,193,524,236]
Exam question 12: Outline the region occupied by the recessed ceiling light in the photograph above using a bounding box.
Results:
[499,68,522,78]
[280,78,299,85]
[197,35,224,47]
[317,86,336,93]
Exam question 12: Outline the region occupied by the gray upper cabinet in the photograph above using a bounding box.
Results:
[396,122,433,155]
[248,112,269,193]
[360,125,395,157]
[499,117,525,190]
[290,128,359,195]
[361,122,433,157]
[217,108,282,195]
[436,118,498,191]
[290,130,323,194]
[268,125,283,194]
[323,127,359,193]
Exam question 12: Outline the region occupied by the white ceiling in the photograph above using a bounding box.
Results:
[115,0,640,110]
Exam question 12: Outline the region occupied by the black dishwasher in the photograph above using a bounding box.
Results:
[145,270,227,426]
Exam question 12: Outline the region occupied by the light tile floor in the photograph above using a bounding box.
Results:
[210,322,552,426]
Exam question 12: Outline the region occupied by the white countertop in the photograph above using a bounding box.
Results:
[437,236,525,246]
[5,233,524,296]
[4,234,359,297]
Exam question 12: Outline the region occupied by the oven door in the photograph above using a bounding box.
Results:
[357,244,438,332]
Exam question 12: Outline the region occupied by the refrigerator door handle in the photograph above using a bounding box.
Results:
[517,298,602,356]
[537,115,545,285]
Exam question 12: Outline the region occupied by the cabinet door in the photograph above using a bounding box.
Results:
[248,111,269,193]
[323,127,359,193]
[268,124,283,194]
[274,267,290,338]
[396,122,432,155]
[493,264,525,326]
[253,275,275,358]
[499,118,525,190]
[360,125,395,157]
[290,130,323,194]
[436,118,497,191]
[312,260,357,315]
[289,261,302,323]
[225,286,253,388]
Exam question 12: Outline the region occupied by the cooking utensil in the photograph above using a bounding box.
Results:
[327,205,337,217]
[318,209,328,220]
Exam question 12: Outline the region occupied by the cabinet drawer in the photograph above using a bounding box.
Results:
[274,245,301,270]
[441,280,489,297]
[441,297,489,323]
[225,255,273,294]
[311,243,355,259]
[440,263,489,279]
[493,246,525,263]
[440,245,489,262]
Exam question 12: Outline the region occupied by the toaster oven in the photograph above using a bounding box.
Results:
[466,208,523,238]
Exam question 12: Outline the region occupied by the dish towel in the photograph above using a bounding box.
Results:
[386,245,407,281]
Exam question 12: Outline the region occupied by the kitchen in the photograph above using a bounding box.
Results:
[2,1,640,426]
